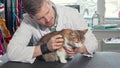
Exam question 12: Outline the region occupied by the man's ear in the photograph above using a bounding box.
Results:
[29,14,33,19]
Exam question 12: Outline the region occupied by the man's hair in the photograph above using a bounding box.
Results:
[22,0,44,15]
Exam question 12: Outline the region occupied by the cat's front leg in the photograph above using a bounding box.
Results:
[56,49,67,63]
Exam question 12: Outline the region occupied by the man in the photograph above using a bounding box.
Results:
[7,0,98,63]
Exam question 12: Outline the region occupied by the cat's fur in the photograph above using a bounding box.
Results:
[37,29,88,63]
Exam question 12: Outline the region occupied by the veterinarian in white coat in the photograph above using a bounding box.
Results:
[7,0,98,63]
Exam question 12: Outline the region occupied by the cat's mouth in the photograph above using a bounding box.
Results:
[64,38,83,49]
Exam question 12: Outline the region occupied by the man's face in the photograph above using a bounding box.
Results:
[32,1,55,27]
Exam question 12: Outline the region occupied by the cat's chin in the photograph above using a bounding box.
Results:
[74,42,83,48]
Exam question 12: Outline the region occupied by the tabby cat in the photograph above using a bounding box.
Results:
[37,29,88,63]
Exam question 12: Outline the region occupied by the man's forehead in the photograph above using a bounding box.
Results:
[34,2,50,19]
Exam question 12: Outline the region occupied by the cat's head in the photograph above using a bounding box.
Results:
[61,29,88,48]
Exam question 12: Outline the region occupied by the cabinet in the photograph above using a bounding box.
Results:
[91,26,120,52]
[101,40,120,52]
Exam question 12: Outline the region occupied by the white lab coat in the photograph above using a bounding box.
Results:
[7,4,98,63]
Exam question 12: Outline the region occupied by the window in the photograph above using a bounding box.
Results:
[105,0,120,19]
[52,0,120,24]
[52,0,97,17]
[77,0,120,22]
[51,0,98,25]
[51,0,80,12]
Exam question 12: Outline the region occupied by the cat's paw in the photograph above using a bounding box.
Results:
[60,59,67,63]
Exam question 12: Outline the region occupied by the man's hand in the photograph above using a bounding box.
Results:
[64,45,89,57]
[47,34,64,51]
[74,45,88,54]
[64,46,76,57]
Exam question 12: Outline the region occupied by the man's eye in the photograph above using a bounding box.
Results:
[39,17,44,20]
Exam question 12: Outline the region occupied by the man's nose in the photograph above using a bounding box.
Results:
[44,15,50,22]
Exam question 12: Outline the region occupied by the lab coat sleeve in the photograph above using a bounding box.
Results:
[78,14,98,56]
[7,22,36,63]
[84,29,98,56]
[71,10,98,56]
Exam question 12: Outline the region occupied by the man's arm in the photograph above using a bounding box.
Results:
[78,45,89,54]
[32,35,64,58]
[74,11,98,55]
[7,23,36,64]
[32,46,41,58]
[65,10,98,56]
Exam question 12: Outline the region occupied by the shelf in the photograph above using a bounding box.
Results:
[103,37,120,44]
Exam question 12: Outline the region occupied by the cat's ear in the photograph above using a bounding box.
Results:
[77,29,88,35]
[82,29,88,35]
